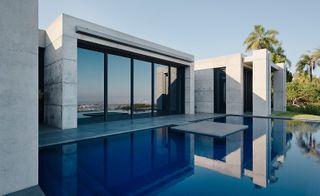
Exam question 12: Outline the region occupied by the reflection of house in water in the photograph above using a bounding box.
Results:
[194,117,291,188]
[39,117,293,195]
[39,128,194,195]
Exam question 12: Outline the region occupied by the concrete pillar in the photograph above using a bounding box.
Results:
[252,49,271,116]
[0,0,38,194]
[252,118,271,187]
[185,63,195,114]
[195,69,214,113]
[44,15,77,129]
[273,64,286,112]
[226,54,243,115]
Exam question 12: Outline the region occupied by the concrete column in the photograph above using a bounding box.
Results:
[195,69,214,113]
[44,15,77,129]
[273,64,286,112]
[185,63,195,114]
[252,118,271,187]
[0,0,38,194]
[252,49,271,116]
[226,54,243,115]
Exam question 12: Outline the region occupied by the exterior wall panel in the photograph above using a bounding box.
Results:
[0,0,38,194]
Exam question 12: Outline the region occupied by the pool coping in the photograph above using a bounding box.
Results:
[39,114,226,148]
[39,113,320,148]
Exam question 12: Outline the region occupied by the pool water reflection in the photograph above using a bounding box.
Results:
[39,116,320,195]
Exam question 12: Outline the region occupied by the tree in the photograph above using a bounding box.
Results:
[296,49,320,81]
[244,25,293,81]
[243,24,279,52]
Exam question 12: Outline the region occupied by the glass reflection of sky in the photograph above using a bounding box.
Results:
[108,54,131,105]
[77,48,104,104]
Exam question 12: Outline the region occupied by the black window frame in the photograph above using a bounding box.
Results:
[77,40,186,122]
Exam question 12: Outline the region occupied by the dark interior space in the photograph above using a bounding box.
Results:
[214,68,226,114]
[243,67,253,113]
[38,47,45,123]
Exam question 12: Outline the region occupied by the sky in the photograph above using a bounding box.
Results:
[39,0,320,75]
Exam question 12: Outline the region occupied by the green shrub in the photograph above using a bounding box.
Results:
[286,74,320,105]
[287,103,320,115]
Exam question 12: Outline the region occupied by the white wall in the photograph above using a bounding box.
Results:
[195,69,214,113]
[0,0,38,194]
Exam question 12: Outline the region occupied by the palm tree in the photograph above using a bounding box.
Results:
[243,24,280,52]
[296,49,320,81]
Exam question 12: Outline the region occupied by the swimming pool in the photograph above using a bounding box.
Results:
[39,116,320,195]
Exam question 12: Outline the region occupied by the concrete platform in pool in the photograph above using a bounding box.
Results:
[171,121,248,137]
[39,113,226,148]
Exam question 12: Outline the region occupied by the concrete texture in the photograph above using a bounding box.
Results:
[172,121,247,137]
[195,69,214,113]
[195,49,284,117]
[44,15,77,129]
[252,49,271,116]
[273,63,286,112]
[195,53,244,115]
[0,0,38,194]
[44,14,194,129]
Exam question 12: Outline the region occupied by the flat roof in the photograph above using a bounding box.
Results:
[60,14,194,63]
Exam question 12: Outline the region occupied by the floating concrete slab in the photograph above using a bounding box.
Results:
[171,121,248,137]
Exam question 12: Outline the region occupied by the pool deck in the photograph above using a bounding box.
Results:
[39,113,225,148]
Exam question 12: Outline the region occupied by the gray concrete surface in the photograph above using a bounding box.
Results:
[194,49,286,117]
[39,113,225,147]
[172,121,248,137]
[5,186,45,196]
[0,0,38,194]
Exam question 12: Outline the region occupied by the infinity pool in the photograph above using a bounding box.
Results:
[39,116,320,195]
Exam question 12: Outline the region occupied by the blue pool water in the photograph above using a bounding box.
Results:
[39,116,320,196]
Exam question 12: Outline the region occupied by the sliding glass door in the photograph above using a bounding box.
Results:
[107,54,131,120]
[133,60,152,118]
[77,48,105,124]
[77,45,185,124]
[154,64,169,116]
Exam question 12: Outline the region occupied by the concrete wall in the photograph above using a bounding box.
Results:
[195,53,243,115]
[225,54,243,115]
[44,14,194,129]
[185,64,195,114]
[44,15,77,129]
[0,0,38,194]
[273,63,286,112]
[195,69,214,113]
[252,49,271,116]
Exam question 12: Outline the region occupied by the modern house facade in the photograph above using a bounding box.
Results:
[0,1,287,195]
[194,49,286,116]
[39,14,195,129]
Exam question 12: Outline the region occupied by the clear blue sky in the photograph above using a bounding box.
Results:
[39,0,320,75]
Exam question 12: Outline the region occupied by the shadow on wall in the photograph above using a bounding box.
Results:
[195,70,270,116]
